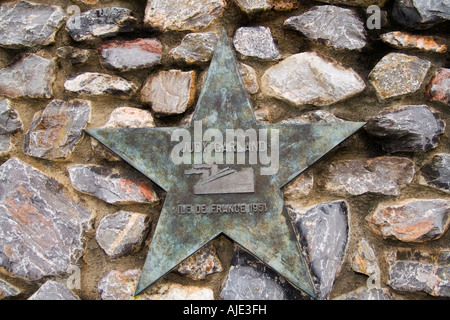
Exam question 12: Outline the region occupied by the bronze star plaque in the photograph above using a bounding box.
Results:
[86,29,365,298]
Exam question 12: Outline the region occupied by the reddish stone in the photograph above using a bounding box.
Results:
[427,68,450,105]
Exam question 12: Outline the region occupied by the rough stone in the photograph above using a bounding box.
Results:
[365,105,445,153]
[141,70,197,115]
[24,99,91,160]
[220,247,310,300]
[0,135,11,158]
[254,107,270,123]
[0,1,66,49]
[419,153,450,193]
[334,287,394,300]
[91,107,155,161]
[366,199,450,243]
[146,283,215,300]
[285,6,367,51]
[280,110,346,124]
[381,32,447,53]
[176,245,223,280]
[369,53,431,100]
[387,249,450,297]
[317,0,389,7]
[282,172,314,200]
[261,52,365,106]
[100,38,162,72]
[64,72,138,98]
[68,164,159,205]
[170,32,218,64]
[0,99,22,136]
[0,279,20,300]
[57,46,93,65]
[144,0,225,31]
[28,281,79,300]
[288,200,349,300]
[96,211,151,258]
[98,269,141,300]
[351,239,378,276]
[0,54,55,99]
[0,158,93,280]
[238,63,260,94]
[320,156,415,196]
[233,26,281,60]
[233,0,299,14]
[427,68,450,105]
[392,0,450,28]
[67,7,137,42]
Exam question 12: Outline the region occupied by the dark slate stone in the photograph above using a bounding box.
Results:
[420,153,450,193]
[392,0,450,28]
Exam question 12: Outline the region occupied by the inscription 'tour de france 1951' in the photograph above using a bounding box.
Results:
[177,203,268,214]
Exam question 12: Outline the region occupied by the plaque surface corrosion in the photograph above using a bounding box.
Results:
[86,29,365,298]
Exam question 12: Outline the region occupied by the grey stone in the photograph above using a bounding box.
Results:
[98,269,140,300]
[28,281,79,300]
[0,99,22,135]
[233,26,281,60]
[369,53,431,100]
[0,54,55,99]
[96,211,151,258]
[392,0,450,28]
[288,200,350,300]
[284,6,367,50]
[220,247,311,300]
[57,46,93,65]
[351,239,379,276]
[68,164,159,205]
[0,158,93,280]
[261,52,365,106]
[234,0,299,14]
[317,0,389,6]
[334,287,394,300]
[238,63,259,94]
[67,7,137,42]
[0,135,11,158]
[365,105,445,153]
[144,0,225,31]
[24,99,91,160]
[146,283,215,300]
[420,153,450,193]
[170,32,218,64]
[320,156,415,196]
[0,1,66,49]
[176,245,223,280]
[366,199,450,243]
[0,279,20,300]
[64,72,138,98]
[387,249,450,297]
[280,110,345,125]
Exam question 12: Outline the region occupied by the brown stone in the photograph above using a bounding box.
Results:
[381,32,447,53]
[176,245,223,280]
[282,172,314,200]
[427,68,450,105]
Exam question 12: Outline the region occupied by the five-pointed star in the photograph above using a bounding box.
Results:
[86,29,365,298]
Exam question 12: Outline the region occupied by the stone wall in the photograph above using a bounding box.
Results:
[0,0,448,300]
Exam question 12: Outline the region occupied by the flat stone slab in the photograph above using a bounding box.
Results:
[0,1,66,49]
[68,164,159,205]
[381,32,447,53]
[0,54,55,99]
[427,68,450,105]
[176,245,223,280]
[0,158,93,280]
[28,280,79,300]
[285,5,367,50]
[419,153,450,193]
[170,32,218,64]
[320,156,415,196]
[24,99,91,160]
[366,199,450,243]
[261,52,365,106]
[233,26,281,60]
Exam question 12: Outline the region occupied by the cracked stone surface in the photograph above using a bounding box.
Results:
[176,245,223,280]
[233,26,281,60]
[381,32,447,53]
[351,239,379,276]
[28,280,79,300]
[170,32,218,64]
[0,278,20,300]
[419,153,450,193]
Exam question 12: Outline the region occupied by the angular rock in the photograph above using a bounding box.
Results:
[24,99,91,160]
[170,32,218,64]
[64,72,138,98]
[366,199,450,243]
[334,287,394,300]
[144,0,225,31]
[233,0,299,14]
[220,247,310,300]
[0,99,22,135]
[91,107,155,161]
[176,245,223,280]
[282,172,314,200]
[261,52,365,106]
[56,46,93,65]
[67,7,137,42]
[100,38,162,72]
[285,6,367,51]
[419,153,450,193]
[96,211,151,258]
[254,107,270,123]
[233,26,281,60]
[0,279,20,300]
[387,249,450,297]
[392,0,450,28]
[280,110,346,124]
[0,135,11,158]
[0,1,66,49]
[365,105,445,153]
[288,200,349,300]
[369,53,431,100]
[427,68,450,105]
[146,283,214,300]
[317,0,389,6]
[381,32,447,53]
[351,239,378,276]
[98,269,141,300]
[28,281,79,300]
[238,63,260,94]
[0,158,93,280]
[141,70,197,115]
[320,157,415,196]
[68,164,159,205]
[0,54,55,99]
